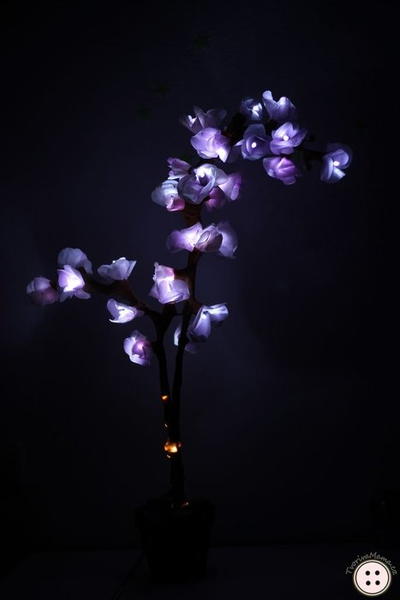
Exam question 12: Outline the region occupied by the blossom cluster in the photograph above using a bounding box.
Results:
[26,246,230,366]
[165,91,351,186]
[152,160,241,212]
[27,88,352,369]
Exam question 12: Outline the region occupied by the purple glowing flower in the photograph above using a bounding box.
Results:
[241,124,270,160]
[187,307,212,342]
[107,299,144,324]
[174,303,229,352]
[263,156,300,185]
[190,303,229,341]
[166,221,237,257]
[167,157,191,179]
[195,225,224,254]
[191,128,231,162]
[57,265,90,301]
[149,263,190,304]
[167,223,205,253]
[166,223,203,253]
[151,179,185,212]
[206,186,227,210]
[178,163,227,205]
[218,172,241,201]
[57,247,92,273]
[240,98,263,120]
[216,222,238,257]
[262,90,297,123]
[26,277,59,305]
[321,144,352,183]
[205,172,242,210]
[123,330,152,366]
[181,106,227,133]
[270,122,307,155]
[98,257,136,281]
[205,303,230,322]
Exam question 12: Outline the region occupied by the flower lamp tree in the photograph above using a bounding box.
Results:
[27,89,351,580]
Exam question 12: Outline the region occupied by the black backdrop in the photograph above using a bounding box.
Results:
[1,0,388,554]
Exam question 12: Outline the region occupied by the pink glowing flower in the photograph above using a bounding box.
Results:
[181,106,227,133]
[57,265,90,301]
[262,90,297,123]
[57,247,92,273]
[174,303,229,352]
[166,222,237,257]
[151,179,185,212]
[167,157,191,179]
[263,156,300,185]
[149,263,190,304]
[191,128,231,162]
[123,330,152,366]
[107,299,144,324]
[26,277,59,305]
[98,257,136,281]
[190,303,229,341]
[166,223,205,253]
[178,163,227,205]
[217,172,242,202]
[216,222,238,258]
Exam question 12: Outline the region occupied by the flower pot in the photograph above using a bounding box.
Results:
[135,497,215,582]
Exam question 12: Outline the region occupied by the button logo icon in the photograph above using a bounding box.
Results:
[353,560,392,596]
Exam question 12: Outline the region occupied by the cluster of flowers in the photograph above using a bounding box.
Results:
[161,91,351,187]
[27,88,352,368]
[27,247,229,366]
[152,158,241,212]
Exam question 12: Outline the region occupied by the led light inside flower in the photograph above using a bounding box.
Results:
[270,122,307,155]
[63,269,83,291]
[164,441,182,454]
[195,165,208,178]
[57,265,90,302]
[320,144,352,183]
[241,123,270,160]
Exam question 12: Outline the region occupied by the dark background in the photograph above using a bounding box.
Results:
[0,0,390,571]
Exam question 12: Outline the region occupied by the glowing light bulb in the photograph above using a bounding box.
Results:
[282,134,289,142]
[333,160,340,167]
[251,141,257,149]
[161,394,169,402]
[196,165,212,179]
[164,441,182,454]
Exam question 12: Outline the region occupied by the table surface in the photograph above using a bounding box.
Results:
[1,544,399,599]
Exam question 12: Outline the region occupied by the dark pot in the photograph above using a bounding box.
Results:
[135,497,215,582]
